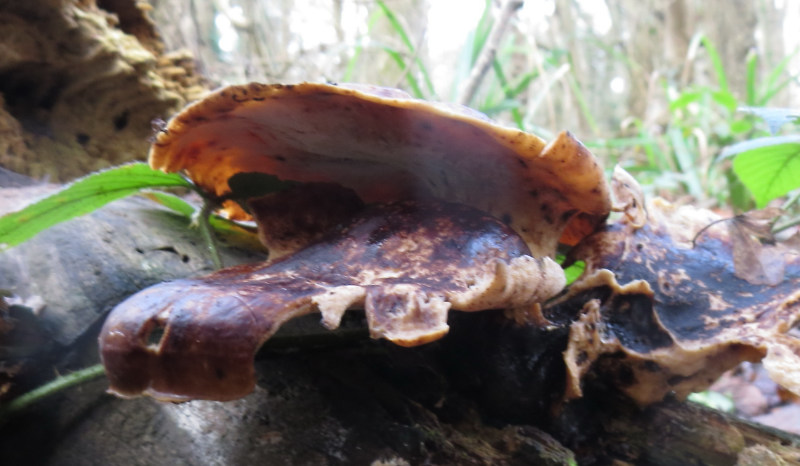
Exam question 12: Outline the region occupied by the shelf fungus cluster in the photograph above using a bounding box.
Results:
[99,82,800,406]
[99,82,611,401]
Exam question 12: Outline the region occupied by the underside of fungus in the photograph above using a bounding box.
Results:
[100,82,610,401]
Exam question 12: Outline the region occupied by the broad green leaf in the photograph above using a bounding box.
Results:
[564,260,585,285]
[732,138,800,207]
[489,59,524,129]
[0,163,192,250]
[565,72,599,135]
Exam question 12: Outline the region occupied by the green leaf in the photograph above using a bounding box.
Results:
[144,192,261,250]
[471,0,494,64]
[731,137,800,207]
[564,260,585,285]
[0,163,192,250]
[711,89,737,113]
[700,35,729,92]
[144,191,196,217]
[759,46,800,105]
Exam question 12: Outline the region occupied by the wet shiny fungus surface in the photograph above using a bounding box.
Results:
[101,201,565,401]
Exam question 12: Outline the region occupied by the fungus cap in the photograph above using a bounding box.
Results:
[100,82,612,401]
[149,82,611,257]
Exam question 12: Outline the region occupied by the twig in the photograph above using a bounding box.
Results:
[458,0,524,106]
[691,217,730,248]
[0,364,106,425]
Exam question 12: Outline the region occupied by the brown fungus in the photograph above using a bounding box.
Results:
[550,168,800,405]
[100,82,611,401]
[148,82,610,257]
[101,201,565,400]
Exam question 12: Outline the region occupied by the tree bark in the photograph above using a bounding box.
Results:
[0,0,207,182]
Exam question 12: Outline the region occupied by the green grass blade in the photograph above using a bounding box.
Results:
[758,76,794,107]
[566,72,599,135]
[0,163,192,250]
[701,35,729,92]
[382,46,424,98]
[564,260,585,285]
[745,50,757,106]
[145,191,196,217]
[759,46,800,105]
[471,0,493,64]
[668,127,703,198]
[451,0,492,100]
[489,59,524,128]
[376,0,435,96]
[343,9,384,82]
[145,191,259,239]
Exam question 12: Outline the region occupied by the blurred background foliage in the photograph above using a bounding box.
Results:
[146,0,800,221]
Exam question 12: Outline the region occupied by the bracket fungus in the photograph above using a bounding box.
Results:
[99,82,611,401]
[547,167,800,406]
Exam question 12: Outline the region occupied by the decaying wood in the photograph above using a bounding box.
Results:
[0,0,208,181]
[1,191,799,465]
